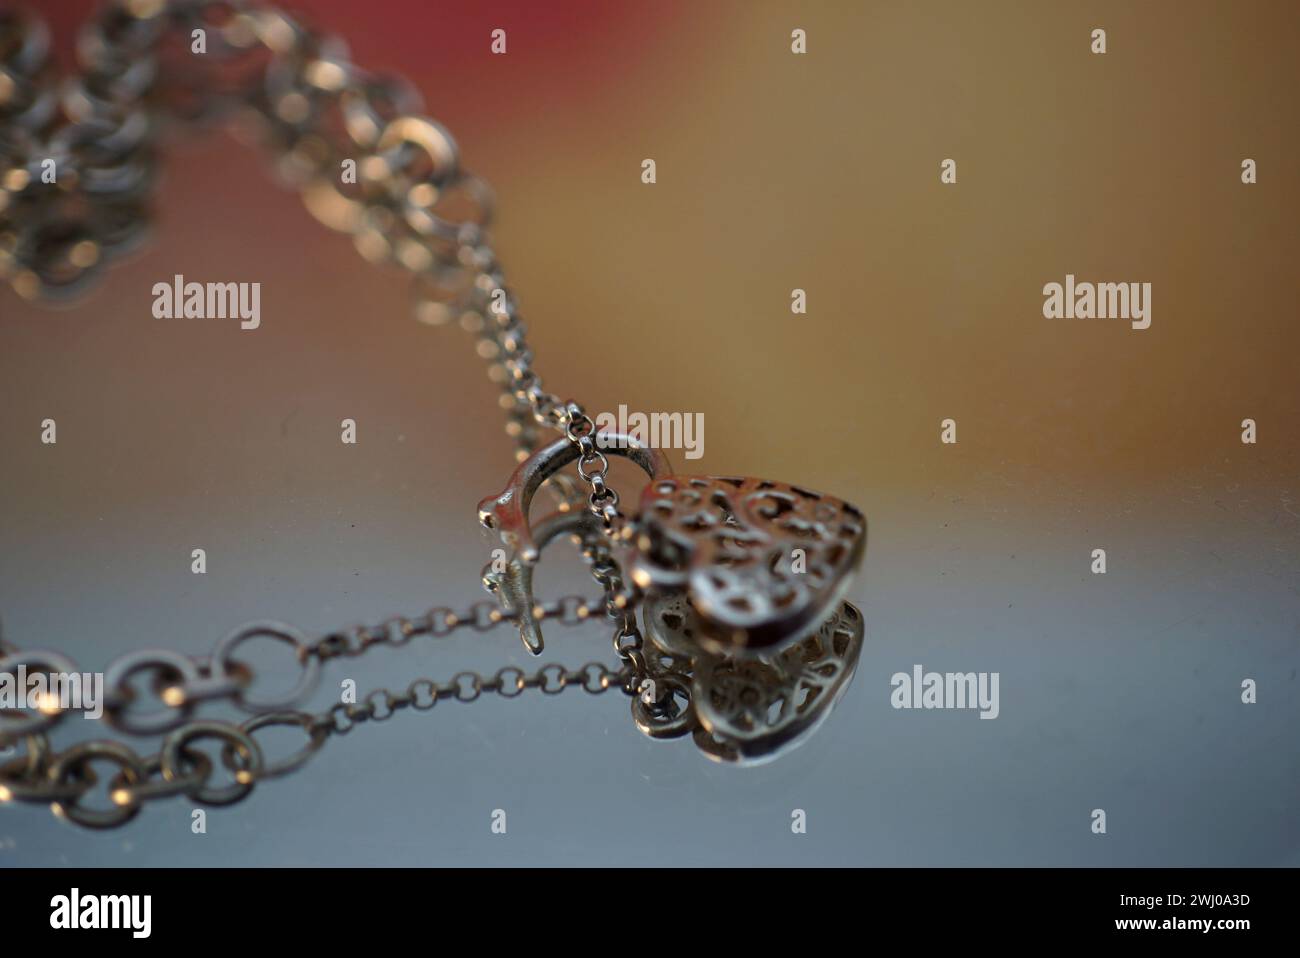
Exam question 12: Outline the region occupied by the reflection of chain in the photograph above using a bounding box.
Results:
[0,594,640,827]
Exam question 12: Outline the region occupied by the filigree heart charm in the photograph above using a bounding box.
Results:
[630,476,866,656]
[642,590,866,765]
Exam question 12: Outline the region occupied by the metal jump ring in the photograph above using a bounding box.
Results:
[109,751,212,808]
[0,650,80,737]
[211,621,320,713]
[160,720,264,807]
[103,648,201,735]
[47,740,145,829]
[232,712,327,780]
[630,673,695,740]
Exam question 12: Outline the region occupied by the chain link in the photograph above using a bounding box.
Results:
[0,602,634,826]
[0,660,629,827]
[0,592,614,746]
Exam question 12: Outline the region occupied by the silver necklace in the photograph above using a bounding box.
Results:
[0,0,867,829]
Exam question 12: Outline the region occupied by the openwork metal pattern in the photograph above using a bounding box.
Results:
[644,590,865,765]
[633,476,867,653]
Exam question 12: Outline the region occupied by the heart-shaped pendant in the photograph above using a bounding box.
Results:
[630,475,866,656]
[478,435,867,659]
[478,434,869,763]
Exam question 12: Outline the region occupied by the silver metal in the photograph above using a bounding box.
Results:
[476,431,671,565]
[102,648,201,735]
[692,601,864,765]
[235,712,328,779]
[630,671,695,740]
[481,507,603,654]
[211,621,320,713]
[160,719,264,807]
[631,476,867,655]
[112,752,213,808]
[0,650,81,736]
[47,740,146,829]
[644,592,866,764]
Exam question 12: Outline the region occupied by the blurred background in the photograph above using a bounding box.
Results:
[1,0,1297,865]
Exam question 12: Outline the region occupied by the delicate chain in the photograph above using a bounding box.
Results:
[0,594,635,826]
[0,0,589,472]
[581,515,651,681]
[307,594,606,663]
[319,659,630,736]
[562,402,626,527]
[0,659,630,830]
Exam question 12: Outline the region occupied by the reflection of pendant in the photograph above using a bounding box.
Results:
[477,432,868,762]
[645,593,865,765]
